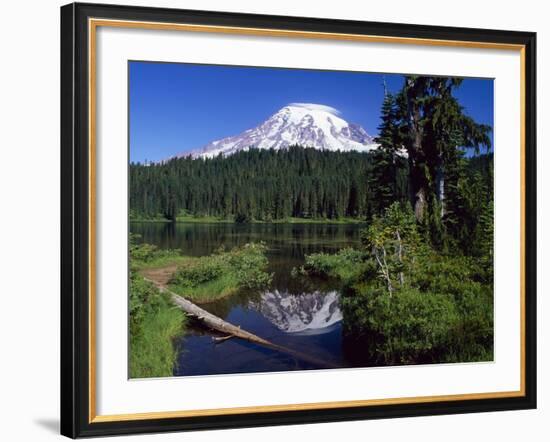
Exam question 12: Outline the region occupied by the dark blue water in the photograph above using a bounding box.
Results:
[131,222,365,376]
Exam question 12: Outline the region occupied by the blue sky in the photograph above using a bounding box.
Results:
[129,61,494,163]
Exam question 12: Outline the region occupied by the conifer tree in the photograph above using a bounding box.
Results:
[394,76,491,248]
[370,90,407,216]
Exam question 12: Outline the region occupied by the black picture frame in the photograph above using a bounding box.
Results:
[61,2,537,438]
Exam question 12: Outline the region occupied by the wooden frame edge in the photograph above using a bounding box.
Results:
[89,18,525,50]
[90,390,526,423]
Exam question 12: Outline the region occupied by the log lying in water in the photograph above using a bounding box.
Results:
[146,278,340,369]
[169,291,274,346]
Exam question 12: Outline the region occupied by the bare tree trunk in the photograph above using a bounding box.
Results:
[406,77,426,222]
[414,187,426,222]
[436,164,445,218]
[374,246,393,296]
[395,230,405,287]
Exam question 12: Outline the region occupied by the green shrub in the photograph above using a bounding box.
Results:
[341,253,493,364]
[169,243,272,302]
[228,243,273,288]
[174,258,225,286]
[299,247,369,282]
[410,253,494,361]
[129,233,181,268]
[412,254,491,294]
[451,287,494,362]
[343,288,460,364]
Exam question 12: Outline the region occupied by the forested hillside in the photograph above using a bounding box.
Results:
[130,146,491,233]
[129,146,409,222]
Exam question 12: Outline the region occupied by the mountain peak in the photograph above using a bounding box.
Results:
[179,103,378,159]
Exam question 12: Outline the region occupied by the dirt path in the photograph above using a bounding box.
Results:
[139,262,237,305]
[139,264,178,288]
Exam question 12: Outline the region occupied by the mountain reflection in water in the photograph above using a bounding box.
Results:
[252,290,342,334]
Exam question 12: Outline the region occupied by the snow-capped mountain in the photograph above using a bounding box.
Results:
[179,103,378,159]
[251,289,342,334]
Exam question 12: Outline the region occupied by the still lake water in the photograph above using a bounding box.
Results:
[131,222,367,376]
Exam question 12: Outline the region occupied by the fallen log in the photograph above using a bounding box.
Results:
[169,291,274,346]
[145,278,340,369]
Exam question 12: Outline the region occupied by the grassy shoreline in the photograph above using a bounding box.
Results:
[129,238,188,378]
[129,216,367,225]
[129,272,187,378]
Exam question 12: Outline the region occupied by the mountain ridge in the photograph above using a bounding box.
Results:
[174,103,378,159]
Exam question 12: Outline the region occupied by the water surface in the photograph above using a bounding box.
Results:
[131,222,366,376]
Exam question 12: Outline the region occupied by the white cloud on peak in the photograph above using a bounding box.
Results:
[288,103,342,116]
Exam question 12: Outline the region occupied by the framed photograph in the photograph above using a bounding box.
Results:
[60,2,536,438]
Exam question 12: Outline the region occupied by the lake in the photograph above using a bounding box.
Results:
[131,222,369,376]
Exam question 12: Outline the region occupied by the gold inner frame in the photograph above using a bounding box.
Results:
[87,18,527,424]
